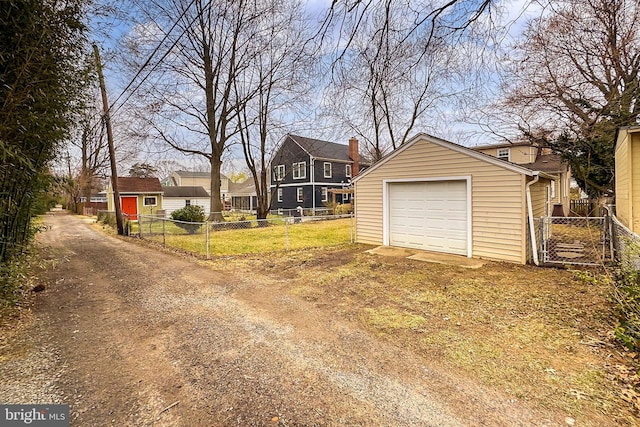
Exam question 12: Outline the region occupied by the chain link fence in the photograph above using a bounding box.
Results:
[537,216,613,266]
[132,212,354,258]
[610,214,640,269]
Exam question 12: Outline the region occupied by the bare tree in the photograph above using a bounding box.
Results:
[326,6,451,159]
[494,0,640,197]
[74,106,110,198]
[318,0,495,61]
[321,0,499,160]
[234,0,315,220]
[123,0,266,221]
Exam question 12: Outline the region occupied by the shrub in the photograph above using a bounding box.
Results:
[335,203,352,214]
[98,211,115,227]
[613,240,640,351]
[171,205,205,234]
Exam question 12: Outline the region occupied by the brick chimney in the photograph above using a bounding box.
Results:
[349,137,359,177]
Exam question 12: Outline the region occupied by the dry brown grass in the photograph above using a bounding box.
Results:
[212,244,638,426]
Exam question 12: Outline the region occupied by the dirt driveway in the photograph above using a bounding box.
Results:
[0,213,607,425]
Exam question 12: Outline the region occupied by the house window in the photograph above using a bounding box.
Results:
[185,199,191,206]
[143,196,157,206]
[343,193,349,202]
[277,188,283,202]
[496,148,510,161]
[292,162,306,179]
[321,187,328,202]
[274,164,285,181]
[324,162,332,178]
[551,180,556,199]
[346,164,352,178]
[296,187,303,202]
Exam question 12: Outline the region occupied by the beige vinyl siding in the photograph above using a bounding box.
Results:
[529,178,551,218]
[354,180,384,244]
[631,135,640,233]
[177,176,210,190]
[476,145,537,164]
[615,132,631,229]
[355,139,527,264]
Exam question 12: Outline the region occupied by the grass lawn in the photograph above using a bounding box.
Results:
[135,217,352,256]
[210,247,639,427]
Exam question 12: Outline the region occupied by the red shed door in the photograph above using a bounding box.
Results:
[121,196,138,220]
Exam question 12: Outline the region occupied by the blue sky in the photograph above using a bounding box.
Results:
[81,0,543,174]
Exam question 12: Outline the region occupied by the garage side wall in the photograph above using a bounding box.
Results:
[632,135,640,233]
[615,134,630,228]
[355,140,527,263]
[529,178,552,218]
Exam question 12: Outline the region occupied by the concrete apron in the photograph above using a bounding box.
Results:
[366,246,486,269]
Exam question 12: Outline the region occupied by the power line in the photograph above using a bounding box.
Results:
[108,0,200,116]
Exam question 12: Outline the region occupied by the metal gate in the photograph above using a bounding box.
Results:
[538,216,613,266]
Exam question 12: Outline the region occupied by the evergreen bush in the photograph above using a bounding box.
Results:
[171,205,205,234]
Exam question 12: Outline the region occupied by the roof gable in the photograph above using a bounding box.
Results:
[116,177,163,193]
[354,133,545,182]
[288,134,352,162]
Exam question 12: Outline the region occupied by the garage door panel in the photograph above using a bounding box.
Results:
[389,181,468,255]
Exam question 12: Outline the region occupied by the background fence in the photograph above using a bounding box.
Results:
[610,215,640,269]
[535,211,640,267]
[537,216,612,266]
[97,210,354,258]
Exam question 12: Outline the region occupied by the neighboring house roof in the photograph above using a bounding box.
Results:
[520,153,564,174]
[228,179,256,195]
[116,177,163,193]
[473,141,567,175]
[162,186,209,198]
[173,170,229,180]
[288,134,353,162]
[354,133,555,183]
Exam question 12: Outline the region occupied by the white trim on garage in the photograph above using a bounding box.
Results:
[382,176,472,257]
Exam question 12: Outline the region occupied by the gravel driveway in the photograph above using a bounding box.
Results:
[0,213,560,426]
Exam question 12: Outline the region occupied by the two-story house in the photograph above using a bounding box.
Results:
[473,142,571,216]
[270,134,362,211]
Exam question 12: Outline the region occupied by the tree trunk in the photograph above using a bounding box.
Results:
[208,156,224,222]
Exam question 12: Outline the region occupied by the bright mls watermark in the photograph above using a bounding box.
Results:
[0,405,69,426]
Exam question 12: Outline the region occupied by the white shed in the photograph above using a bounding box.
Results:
[162,186,211,217]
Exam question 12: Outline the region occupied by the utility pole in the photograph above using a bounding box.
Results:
[93,43,124,235]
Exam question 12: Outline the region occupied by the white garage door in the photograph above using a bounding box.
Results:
[388,180,468,255]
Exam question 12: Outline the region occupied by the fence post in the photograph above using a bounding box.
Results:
[285,217,289,251]
[206,221,210,259]
[139,216,143,239]
[350,212,354,243]
[607,214,614,261]
[538,217,544,264]
[162,217,166,247]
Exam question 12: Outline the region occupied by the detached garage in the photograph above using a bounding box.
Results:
[353,133,553,264]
